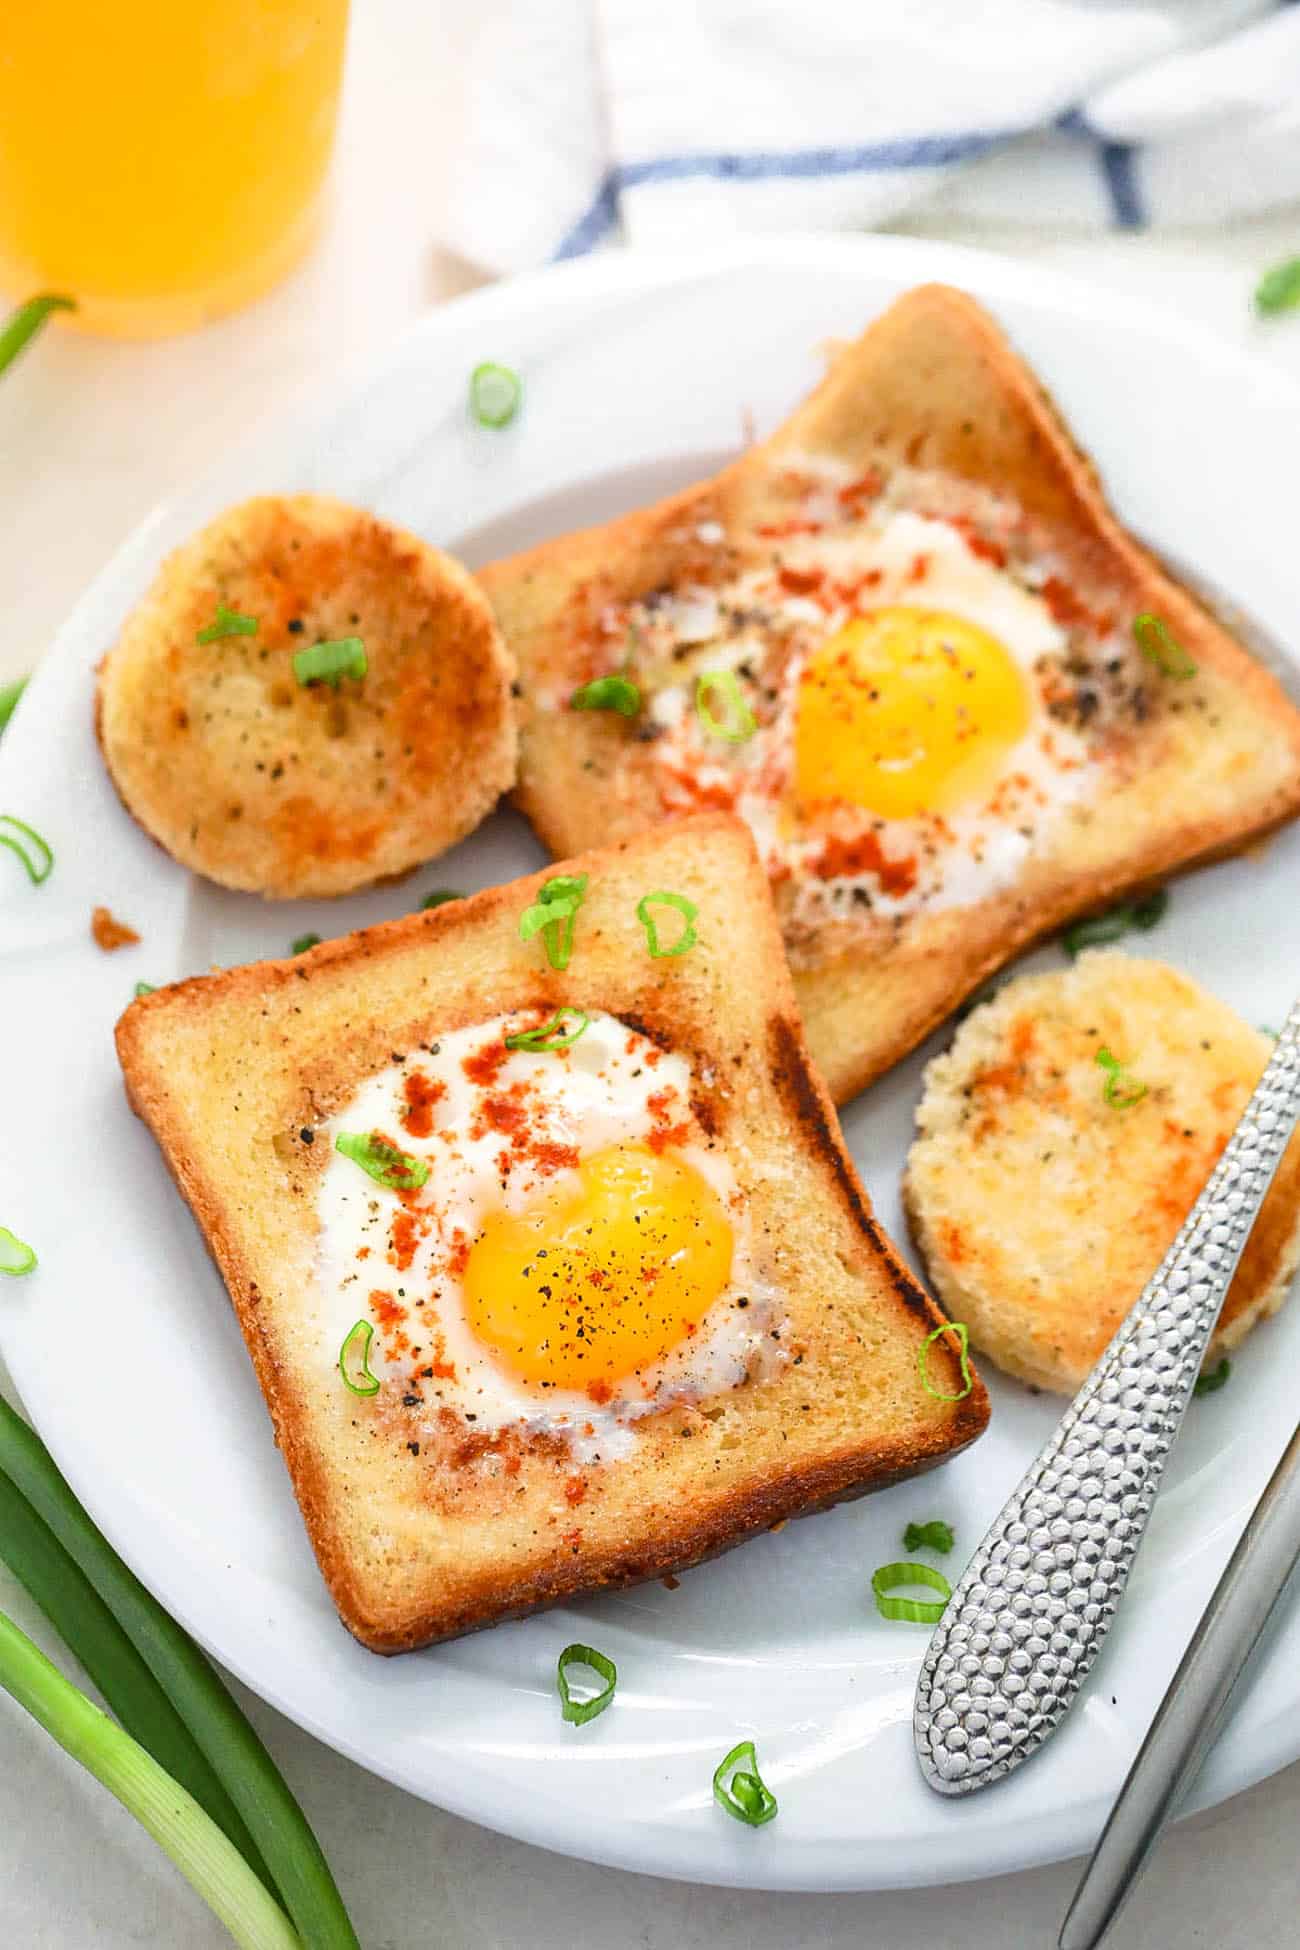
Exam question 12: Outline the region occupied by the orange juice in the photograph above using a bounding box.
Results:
[0,0,351,337]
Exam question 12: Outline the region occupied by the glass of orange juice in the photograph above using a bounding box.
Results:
[0,0,351,337]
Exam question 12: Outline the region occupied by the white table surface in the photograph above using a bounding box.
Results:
[4,3,1300,1944]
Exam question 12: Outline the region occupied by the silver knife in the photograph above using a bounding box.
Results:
[1058,1417,1300,1949]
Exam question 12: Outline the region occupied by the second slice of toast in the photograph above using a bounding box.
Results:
[117,815,987,1651]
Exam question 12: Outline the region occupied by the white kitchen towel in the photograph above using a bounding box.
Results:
[443,0,1300,274]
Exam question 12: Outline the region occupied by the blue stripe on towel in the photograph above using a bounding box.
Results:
[553,129,1011,259]
[1096,140,1145,230]
[1057,108,1146,229]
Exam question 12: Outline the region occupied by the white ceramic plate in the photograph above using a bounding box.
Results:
[4,238,1300,1894]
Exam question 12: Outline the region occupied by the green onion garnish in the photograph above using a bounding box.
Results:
[134,981,156,998]
[1062,888,1168,958]
[1194,1357,1231,1397]
[0,814,53,885]
[712,1740,778,1827]
[918,1321,974,1402]
[1134,613,1196,680]
[0,677,28,734]
[419,889,462,910]
[292,637,367,689]
[555,1643,617,1725]
[0,294,75,381]
[195,603,258,646]
[0,1607,301,1949]
[338,1320,380,1398]
[519,872,588,971]
[291,933,321,956]
[695,670,757,743]
[469,361,522,428]
[0,1228,37,1277]
[0,1397,358,1945]
[505,1008,590,1053]
[570,674,641,717]
[636,889,698,959]
[1096,1046,1147,1108]
[334,1131,429,1192]
[903,1519,954,1555]
[1255,257,1300,318]
[872,1560,953,1624]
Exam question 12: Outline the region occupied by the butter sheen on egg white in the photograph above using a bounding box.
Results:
[314,1012,784,1463]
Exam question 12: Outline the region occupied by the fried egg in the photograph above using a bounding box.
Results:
[602,463,1112,927]
[315,1011,781,1460]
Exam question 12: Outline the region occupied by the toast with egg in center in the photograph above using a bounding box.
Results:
[478,285,1300,1104]
[115,814,987,1652]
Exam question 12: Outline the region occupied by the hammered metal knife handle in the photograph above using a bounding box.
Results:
[915,1001,1300,1795]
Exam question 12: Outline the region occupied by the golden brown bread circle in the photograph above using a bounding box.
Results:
[903,950,1300,1394]
[96,493,517,898]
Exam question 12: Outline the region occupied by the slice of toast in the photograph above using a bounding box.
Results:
[478,285,1300,1104]
[97,494,516,899]
[116,814,987,1652]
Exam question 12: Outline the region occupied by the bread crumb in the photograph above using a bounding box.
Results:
[91,906,140,952]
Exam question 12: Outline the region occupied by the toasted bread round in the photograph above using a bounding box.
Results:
[97,494,516,898]
[903,951,1300,1394]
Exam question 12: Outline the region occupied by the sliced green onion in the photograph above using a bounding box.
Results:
[1255,257,1300,318]
[1194,1357,1232,1397]
[0,814,53,885]
[505,1008,590,1052]
[0,1608,299,1949]
[469,361,522,428]
[1134,613,1196,680]
[0,1397,358,1946]
[712,1740,778,1827]
[872,1560,953,1624]
[571,673,641,717]
[1062,888,1168,958]
[0,676,28,733]
[1096,1045,1147,1108]
[0,294,75,380]
[293,637,366,688]
[555,1643,617,1725]
[918,1321,973,1402]
[334,1131,429,1192]
[636,889,698,959]
[0,1227,37,1276]
[134,981,156,998]
[0,1470,274,1896]
[420,889,462,910]
[903,1519,954,1555]
[291,933,321,956]
[519,872,589,972]
[338,1320,380,1398]
[695,669,757,743]
[196,603,258,646]
[1261,1024,1281,1040]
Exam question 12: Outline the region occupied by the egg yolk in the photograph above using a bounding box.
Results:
[461,1143,734,1394]
[795,606,1031,819]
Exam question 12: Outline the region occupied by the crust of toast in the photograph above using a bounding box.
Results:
[903,951,1300,1393]
[97,494,516,898]
[116,814,987,1651]
[478,285,1300,1104]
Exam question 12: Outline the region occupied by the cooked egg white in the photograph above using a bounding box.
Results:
[619,471,1102,927]
[315,1011,781,1460]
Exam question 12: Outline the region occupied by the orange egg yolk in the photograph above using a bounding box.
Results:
[795,606,1031,819]
[461,1143,734,1393]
